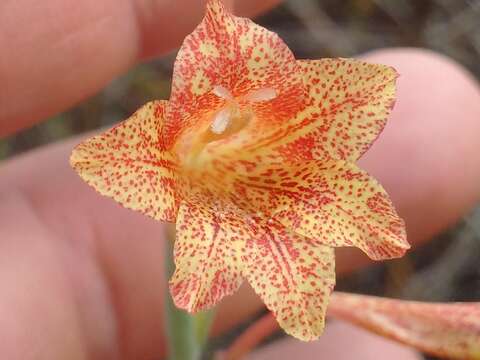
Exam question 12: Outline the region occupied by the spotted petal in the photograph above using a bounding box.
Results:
[198,157,408,260]
[329,292,480,360]
[273,160,408,260]
[70,101,179,222]
[276,59,398,162]
[244,221,336,341]
[164,0,304,147]
[169,200,246,312]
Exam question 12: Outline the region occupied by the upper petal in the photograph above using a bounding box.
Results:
[169,200,246,312]
[276,58,398,162]
[164,0,304,147]
[70,101,180,222]
[243,221,336,341]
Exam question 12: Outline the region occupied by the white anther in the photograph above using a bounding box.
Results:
[210,107,231,134]
[212,85,233,100]
[243,88,277,102]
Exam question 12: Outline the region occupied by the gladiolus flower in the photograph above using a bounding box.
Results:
[70,0,409,340]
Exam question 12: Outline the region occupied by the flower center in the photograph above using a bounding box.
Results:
[208,85,277,137]
[178,85,277,170]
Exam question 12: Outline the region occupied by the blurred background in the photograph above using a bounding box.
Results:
[2,0,480,358]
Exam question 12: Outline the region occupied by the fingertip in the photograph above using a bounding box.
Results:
[0,0,140,136]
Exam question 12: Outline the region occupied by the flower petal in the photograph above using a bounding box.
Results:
[164,0,304,146]
[70,101,179,222]
[276,58,398,162]
[273,160,408,260]
[199,59,396,172]
[169,200,246,312]
[244,221,336,341]
[198,156,407,260]
[329,292,480,360]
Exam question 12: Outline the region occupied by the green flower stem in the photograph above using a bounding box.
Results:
[164,224,215,360]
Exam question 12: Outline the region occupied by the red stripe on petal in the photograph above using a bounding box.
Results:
[244,222,336,341]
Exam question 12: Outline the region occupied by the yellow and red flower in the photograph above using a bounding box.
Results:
[70,0,409,340]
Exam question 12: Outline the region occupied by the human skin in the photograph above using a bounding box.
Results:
[248,320,422,360]
[1,1,480,359]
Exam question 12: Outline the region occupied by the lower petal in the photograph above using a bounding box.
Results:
[169,201,247,312]
[275,160,409,260]
[243,222,336,341]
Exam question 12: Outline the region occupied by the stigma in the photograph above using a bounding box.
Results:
[211,107,231,134]
[209,85,278,135]
[176,85,278,170]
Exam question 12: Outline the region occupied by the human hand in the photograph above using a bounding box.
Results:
[1,1,480,359]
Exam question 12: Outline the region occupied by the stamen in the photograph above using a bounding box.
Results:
[244,88,277,102]
[212,85,233,100]
[210,107,231,134]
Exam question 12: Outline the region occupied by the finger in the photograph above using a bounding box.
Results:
[0,193,106,359]
[1,48,479,359]
[0,0,280,137]
[339,47,480,273]
[247,320,421,360]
